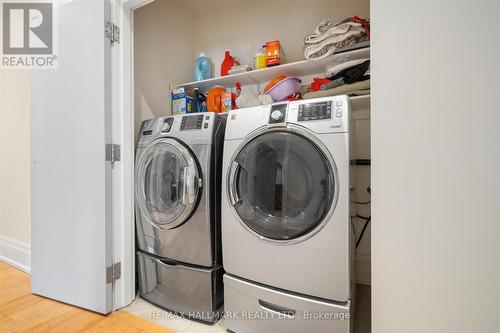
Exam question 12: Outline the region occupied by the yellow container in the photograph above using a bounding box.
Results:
[254,52,266,70]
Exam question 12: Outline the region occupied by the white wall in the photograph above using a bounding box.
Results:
[134,0,195,139]
[0,70,31,272]
[372,1,500,332]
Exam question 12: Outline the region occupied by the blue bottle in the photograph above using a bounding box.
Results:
[194,53,211,81]
[192,88,207,113]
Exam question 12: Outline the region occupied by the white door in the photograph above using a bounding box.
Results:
[31,0,114,314]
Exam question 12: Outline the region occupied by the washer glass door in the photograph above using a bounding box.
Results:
[228,129,336,241]
[136,138,201,229]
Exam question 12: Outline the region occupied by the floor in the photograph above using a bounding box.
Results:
[124,297,227,333]
[0,262,173,333]
[124,284,371,333]
[0,261,370,333]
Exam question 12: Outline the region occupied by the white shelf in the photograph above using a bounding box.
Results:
[174,47,370,92]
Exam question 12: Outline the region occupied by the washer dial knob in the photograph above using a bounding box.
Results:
[161,122,171,132]
[271,110,282,120]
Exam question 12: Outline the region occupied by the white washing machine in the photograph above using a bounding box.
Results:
[221,96,354,333]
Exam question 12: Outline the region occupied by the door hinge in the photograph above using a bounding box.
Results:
[105,144,121,163]
[106,262,121,284]
[105,20,120,44]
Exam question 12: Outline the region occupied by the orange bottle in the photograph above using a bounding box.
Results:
[207,86,226,112]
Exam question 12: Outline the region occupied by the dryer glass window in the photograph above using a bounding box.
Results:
[137,139,200,228]
[230,131,335,240]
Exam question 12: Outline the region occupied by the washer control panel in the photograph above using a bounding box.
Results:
[180,114,204,130]
[268,103,287,124]
[297,101,332,122]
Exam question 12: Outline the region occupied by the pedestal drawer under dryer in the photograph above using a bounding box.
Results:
[224,274,351,333]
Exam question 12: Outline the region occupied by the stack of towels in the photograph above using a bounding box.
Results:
[304,16,370,61]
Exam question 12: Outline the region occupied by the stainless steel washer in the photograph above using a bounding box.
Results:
[135,112,226,322]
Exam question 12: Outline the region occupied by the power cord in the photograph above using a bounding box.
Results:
[351,198,371,205]
[355,214,371,248]
[350,216,356,238]
[351,185,371,205]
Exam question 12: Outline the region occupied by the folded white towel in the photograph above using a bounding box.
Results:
[305,21,362,45]
[304,28,365,60]
[313,18,335,35]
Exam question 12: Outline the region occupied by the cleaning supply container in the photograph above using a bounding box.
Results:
[194,53,211,81]
[254,45,266,69]
[221,50,238,76]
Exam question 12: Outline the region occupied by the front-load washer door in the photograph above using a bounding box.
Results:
[136,138,202,229]
[227,126,338,243]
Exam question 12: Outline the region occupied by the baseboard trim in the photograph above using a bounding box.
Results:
[0,235,31,274]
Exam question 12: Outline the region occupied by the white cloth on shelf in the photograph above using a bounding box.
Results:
[304,17,367,61]
[304,28,365,60]
[236,92,273,109]
[305,21,363,45]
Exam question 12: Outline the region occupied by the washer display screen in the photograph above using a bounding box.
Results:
[181,115,204,130]
[298,102,332,121]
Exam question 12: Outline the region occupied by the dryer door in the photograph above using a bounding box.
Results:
[136,138,201,229]
[228,127,338,243]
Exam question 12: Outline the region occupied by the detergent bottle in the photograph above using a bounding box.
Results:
[254,45,266,69]
[194,53,211,81]
[220,50,239,76]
